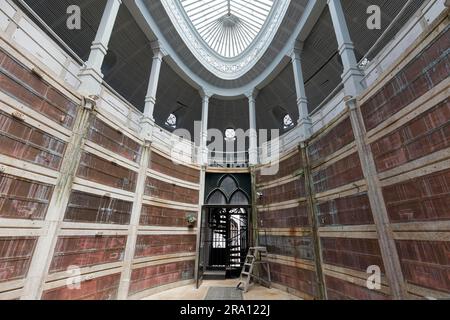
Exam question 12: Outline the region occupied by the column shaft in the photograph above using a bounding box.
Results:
[141,43,165,140]
[327,0,365,96]
[78,0,122,96]
[248,92,258,166]
[199,93,210,165]
[291,42,312,140]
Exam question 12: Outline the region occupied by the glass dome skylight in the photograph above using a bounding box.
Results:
[180,0,274,58]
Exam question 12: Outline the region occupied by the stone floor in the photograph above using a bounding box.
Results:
[142,279,302,300]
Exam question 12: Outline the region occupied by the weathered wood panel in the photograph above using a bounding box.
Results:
[0,237,37,282]
[49,236,126,273]
[255,150,303,184]
[258,204,310,229]
[383,169,450,223]
[64,191,132,225]
[0,110,66,170]
[139,204,196,228]
[87,117,142,163]
[150,152,199,184]
[308,117,354,164]
[321,238,385,273]
[134,235,196,258]
[0,174,53,220]
[396,240,450,294]
[144,177,199,205]
[372,99,449,173]
[259,235,314,261]
[77,152,137,192]
[42,273,121,300]
[311,153,364,194]
[128,260,195,296]
[361,26,450,131]
[257,177,306,206]
[325,276,389,300]
[316,193,374,226]
[0,49,78,129]
[269,262,320,299]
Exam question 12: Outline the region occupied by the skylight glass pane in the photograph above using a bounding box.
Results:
[180,0,274,58]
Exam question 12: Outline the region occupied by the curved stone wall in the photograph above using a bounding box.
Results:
[254,10,450,300]
[0,14,201,298]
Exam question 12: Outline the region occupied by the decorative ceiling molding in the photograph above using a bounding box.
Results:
[180,0,274,58]
[161,0,290,80]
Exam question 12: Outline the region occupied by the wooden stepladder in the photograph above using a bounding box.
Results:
[236,247,271,293]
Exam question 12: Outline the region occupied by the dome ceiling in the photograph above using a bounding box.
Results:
[161,0,290,80]
[180,0,274,58]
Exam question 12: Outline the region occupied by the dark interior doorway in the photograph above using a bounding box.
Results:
[203,206,249,277]
[197,174,252,286]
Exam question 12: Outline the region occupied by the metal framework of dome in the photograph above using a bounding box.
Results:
[180,0,274,58]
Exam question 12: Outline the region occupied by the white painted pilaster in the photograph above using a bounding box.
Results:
[20,100,96,300]
[78,0,122,96]
[193,166,206,285]
[346,97,407,299]
[117,140,152,300]
[291,40,312,141]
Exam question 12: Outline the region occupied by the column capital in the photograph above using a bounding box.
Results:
[150,41,167,60]
[344,95,358,111]
[291,39,304,59]
[200,89,213,100]
[245,88,259,102]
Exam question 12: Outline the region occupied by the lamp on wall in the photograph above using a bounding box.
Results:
[186,213,197,227]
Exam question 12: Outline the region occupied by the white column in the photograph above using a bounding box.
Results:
[199,90,211,166]
[78,0,122,96]
[247,90,258,166]
[141,41,166,140]
[291,40,312,141]
[327,0,365,97]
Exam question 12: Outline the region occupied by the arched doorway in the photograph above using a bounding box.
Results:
[197,174,251,285]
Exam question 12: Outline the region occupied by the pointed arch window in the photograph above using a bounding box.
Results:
[207,190,227,205]
[229,190,249,205]
[206,174,249,205]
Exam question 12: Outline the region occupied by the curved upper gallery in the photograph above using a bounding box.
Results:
[127,0,315,97]
[20,0,428,134]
